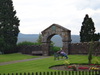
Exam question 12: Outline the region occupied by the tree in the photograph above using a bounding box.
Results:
[93,33,100,41]
[37,33,42,44]
[37,33,55,45]
[80,14,99,42]
[0,37,5,54]
[88,41,94,64]
[0,0,20,53]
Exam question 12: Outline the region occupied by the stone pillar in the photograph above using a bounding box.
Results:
[42,42,50,56]
[62,31,71,54]
[62,41,71,54]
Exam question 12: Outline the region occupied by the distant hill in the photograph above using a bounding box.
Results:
[17,33,39,43]
[17,33,80,47]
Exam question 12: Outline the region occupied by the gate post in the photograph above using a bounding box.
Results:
[62,41,71,54]
[42,42,50,56]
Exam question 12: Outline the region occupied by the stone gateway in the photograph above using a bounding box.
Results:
[41,24,71,56]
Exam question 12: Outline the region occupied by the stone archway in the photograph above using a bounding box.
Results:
[41,24,71,56]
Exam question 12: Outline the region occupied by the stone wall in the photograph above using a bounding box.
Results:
[17,42,100,55]
[69,42,100,55]
[17,45,43,55]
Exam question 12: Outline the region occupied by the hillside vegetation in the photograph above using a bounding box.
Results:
[17,33,80,47]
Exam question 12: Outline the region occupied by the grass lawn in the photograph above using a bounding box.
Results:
[0,53,39,63]
[0,54,100,74]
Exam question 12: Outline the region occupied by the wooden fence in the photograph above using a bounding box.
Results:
[0,71,100,75]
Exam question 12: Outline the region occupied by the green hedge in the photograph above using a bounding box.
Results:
[17,41,41,46]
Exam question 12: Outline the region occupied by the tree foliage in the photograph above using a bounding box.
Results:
[0,0,20,53]
[80,14,99,42]
[37,33,42,44]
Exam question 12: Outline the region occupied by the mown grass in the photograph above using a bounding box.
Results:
[0,53,39,63]
[0,54,100,74]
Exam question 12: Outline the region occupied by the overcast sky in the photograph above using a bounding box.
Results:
[13,0,100,35]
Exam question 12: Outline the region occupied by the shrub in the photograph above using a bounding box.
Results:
[17,41,41,46]
[92,57,100,64]
[64,60,70,68]
[68,64,77,71]
[78,67,89,70]
[89,67,99,70]
[71,64,77,71]
[51,46,60,52]
[49,46,60,55]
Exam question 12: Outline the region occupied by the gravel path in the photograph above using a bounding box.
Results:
[0,56,49,66]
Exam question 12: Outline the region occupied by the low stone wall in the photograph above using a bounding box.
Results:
[17,45,43,55]
[17,42,100,55]
[69,42,100,55]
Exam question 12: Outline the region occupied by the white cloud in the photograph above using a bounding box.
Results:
[13,0,100,35]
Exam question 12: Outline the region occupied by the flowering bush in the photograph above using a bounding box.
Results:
[97,65,100,67]
[68,65,77,71]
[89,67,100,70]
[89,64,95,66]
[72,65,77,71]
[64,60,70,68]
[67,64,100,71]
[78,67,89,70]
[68,66,72,69]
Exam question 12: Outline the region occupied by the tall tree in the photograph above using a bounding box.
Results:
[0,0,20,53]
[80,14,99,42]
